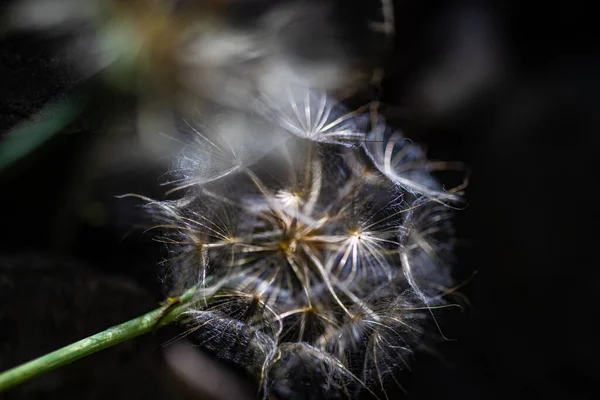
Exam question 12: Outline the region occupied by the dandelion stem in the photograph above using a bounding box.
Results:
[0,289,196,393]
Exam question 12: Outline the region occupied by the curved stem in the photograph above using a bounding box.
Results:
[0,289,196,392]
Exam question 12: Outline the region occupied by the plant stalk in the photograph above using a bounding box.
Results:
[0,96,88,172]
[0,289,196,392]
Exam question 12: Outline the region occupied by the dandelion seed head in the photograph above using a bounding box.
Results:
[145,91,462,398]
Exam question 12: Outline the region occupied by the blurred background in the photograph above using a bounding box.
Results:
[0,0,597,399]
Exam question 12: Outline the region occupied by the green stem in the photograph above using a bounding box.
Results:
[0,96,87,172]
[0,289,196,393]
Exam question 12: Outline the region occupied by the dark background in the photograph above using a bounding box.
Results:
[1,0,598,399]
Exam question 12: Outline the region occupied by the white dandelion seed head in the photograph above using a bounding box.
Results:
[145,109,462,397]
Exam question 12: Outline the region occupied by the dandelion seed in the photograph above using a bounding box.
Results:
[399,198,456,303]
[363,120,463,202]
[164,110,288,194]
[256,83,367,146]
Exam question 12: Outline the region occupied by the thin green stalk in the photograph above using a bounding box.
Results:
[0,289,196,393]
[0,96,87,172]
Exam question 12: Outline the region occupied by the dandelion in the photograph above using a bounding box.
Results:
[145,96,461,398]
[0,80,460,400]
